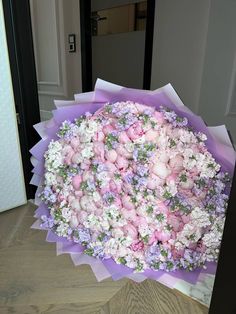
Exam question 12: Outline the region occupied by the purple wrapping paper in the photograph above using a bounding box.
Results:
[30,79,235,288]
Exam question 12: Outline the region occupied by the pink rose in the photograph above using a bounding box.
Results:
[103,125,114,135]
[169,155,184,173]
[70,198,81,211]
[93,142,105,161]
[104,161,117,173]
[168,215,181,232]
[80,160,90,170]
[145,129,158,142]
[77,210,88,221]
[95,208,103,216]
[179,177,194,190]
[74,190,83,197]
[123,224,138,239]
[122,195,135,210]
[70,138,80,150]
[119,131,131,144]
[116,155,129,170]
[133,215,146,227]
[196,242,207,253]
[110,180,122,193]
[114,197,122,208]
[157,201,169,214]
[154,111,165,124]
[105,149,117,163]
[155,231,171,242]
[121,208,137,221]
[71,152,81,164]
[127,122,143,140]
[100,187,110,195]
[147,174,164,189]
[130,240,144,251]
[152,162,171,179]
[93,131,105,142]
[166,173,177,185]
[72,175,82,190]
[181,215,190,224]
[65,149,75,165]
[70,215,79,228]
[57,194,66,202]
[116,145,132,158]
[148,233,157,245]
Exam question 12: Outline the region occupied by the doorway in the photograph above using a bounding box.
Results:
[80,0,155,92]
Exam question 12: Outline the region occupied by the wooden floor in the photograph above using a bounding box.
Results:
[0,202,208,314]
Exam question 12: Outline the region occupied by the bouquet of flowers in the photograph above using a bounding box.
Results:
[31,80,235,286]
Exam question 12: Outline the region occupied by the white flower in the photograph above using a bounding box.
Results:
[165,181,178,196]
[100,219,110,230]
[92,191,101,202]
[125,142,135,152]
[56,222,69,236]
[84,213,100,229]
[134,135,146,144]
[104,238,119,255]
[81,144,94,159]
[87,120,99,134]
[190,207,211,228]
[61,207,72,222]
[96,171,110,187]
[44,140,63,171]
[45,172,57,186]
[139,224,152,237]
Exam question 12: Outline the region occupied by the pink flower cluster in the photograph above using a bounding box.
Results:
[41,101,230,272]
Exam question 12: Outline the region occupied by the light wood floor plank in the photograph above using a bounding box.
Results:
[0,202,208,313]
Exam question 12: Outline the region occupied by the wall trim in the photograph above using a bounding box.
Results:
[225,52,236,117]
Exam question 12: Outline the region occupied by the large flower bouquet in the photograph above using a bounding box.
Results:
[31,80,235,286]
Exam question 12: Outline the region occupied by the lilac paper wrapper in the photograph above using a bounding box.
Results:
[30,79,235,289]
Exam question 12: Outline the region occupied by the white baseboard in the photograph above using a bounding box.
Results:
[40,110,53,121]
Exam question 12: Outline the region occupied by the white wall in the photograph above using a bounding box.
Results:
[151,0,211,112]
[198,0,236,142]
[30,0,82,120]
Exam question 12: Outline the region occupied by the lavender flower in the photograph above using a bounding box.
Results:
[160,106,188,127]
[74,228,91,244]
[136,165,149,177]
[40,215,55,229]
[57,120,78,139]
[103,191,115,205]
[40,187,57,204]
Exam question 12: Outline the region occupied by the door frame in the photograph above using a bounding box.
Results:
[2,0,40,199]
[2,0,236,312]
[79,0,155,91]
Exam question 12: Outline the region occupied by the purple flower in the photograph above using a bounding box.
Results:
[124,172,134,184]
[133,148,139,162]
[87,179,96,191]
[40,215,55,229]
[133,175,147,189]
[136,165,149,177]
[160,107,188,127]
[103,191,115,204]
[92,245,106,259]
[75,228,91,243]
[143,109,153,116]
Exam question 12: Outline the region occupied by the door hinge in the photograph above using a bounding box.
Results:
[16,113,21,124]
